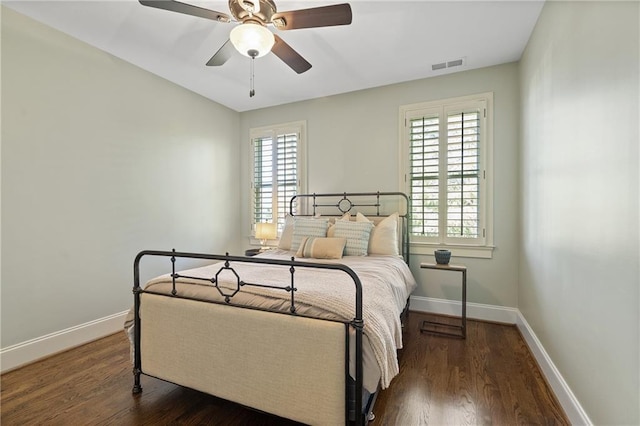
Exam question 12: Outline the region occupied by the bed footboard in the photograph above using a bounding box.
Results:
[132,250,367,425]
[140,293,347,425]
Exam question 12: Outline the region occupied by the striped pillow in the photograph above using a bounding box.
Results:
[333,220,374,256]
[296,237,346,259]
[291,218,329,252]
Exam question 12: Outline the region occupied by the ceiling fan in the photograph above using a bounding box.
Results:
[139,0,353,74]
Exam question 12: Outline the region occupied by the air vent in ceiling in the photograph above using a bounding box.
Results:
[432,57,465,71]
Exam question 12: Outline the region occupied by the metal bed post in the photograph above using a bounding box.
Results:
[353,290,364,425]
[132,251,144,394]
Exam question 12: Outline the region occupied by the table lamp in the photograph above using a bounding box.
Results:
[255,222,277,251]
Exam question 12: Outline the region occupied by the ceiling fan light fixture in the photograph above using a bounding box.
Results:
[230,23,275,58]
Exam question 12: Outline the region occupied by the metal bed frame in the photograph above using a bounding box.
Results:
[131,191,411,425]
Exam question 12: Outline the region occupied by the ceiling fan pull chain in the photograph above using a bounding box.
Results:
[249,51,256,97]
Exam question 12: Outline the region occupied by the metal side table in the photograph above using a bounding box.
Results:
[419,262,467,339]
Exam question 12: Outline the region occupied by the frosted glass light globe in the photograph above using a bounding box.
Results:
[230,23,275,58]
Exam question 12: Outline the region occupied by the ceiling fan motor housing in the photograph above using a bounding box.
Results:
[229,0,277,23]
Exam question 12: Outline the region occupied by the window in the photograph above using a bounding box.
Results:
[250,121,306,236]
[400,93,493,257]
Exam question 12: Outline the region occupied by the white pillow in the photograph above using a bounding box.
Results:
[332,220,374,256]
[356,212,400,256]
[277,215,295,250]
[291,217,329,252]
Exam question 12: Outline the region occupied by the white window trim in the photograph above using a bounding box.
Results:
[399,93,494,259]
[249,120,307,244]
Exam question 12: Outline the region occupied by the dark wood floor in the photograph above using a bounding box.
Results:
[1,311,568,425]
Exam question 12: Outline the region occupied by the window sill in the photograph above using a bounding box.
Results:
[410,243,494,259]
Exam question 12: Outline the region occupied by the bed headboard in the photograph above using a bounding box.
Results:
[289,191,411,265]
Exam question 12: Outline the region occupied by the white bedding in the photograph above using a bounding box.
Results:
[127,249,416,390]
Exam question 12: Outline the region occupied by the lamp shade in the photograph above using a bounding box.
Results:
[230,23,275,58]
[255,222,277,240]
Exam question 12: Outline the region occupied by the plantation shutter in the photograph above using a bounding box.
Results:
[446,108,481,240]
[253,136,275,225]
[409,112,440,239]
[275,132,298,230]
[252,124,303,235]
[404,97,487,246]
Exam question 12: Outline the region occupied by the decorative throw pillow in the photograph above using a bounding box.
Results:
[291,218,329,252]
[296,237,346,259]
[277,215,295,250]
[356,212,400,256]
[332,220,374,256]
[327,212,350,237]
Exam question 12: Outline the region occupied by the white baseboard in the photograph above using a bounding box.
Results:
[516,312,592,425]
[1,310,129,373]
[410,295,519,324]
[410,295,591,425]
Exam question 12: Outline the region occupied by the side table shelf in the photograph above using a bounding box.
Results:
[419,262,467,339]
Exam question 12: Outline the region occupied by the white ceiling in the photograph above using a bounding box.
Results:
[3,0,544,112]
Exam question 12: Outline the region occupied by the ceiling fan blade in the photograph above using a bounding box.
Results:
[206,39,235,66]
[139,1,231,23]
[271,35,312,74]
[272,4,352,30]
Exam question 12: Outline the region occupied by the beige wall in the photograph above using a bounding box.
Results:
[519,1,639,424]
[240,63,521,309]
[1,7,242,347]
